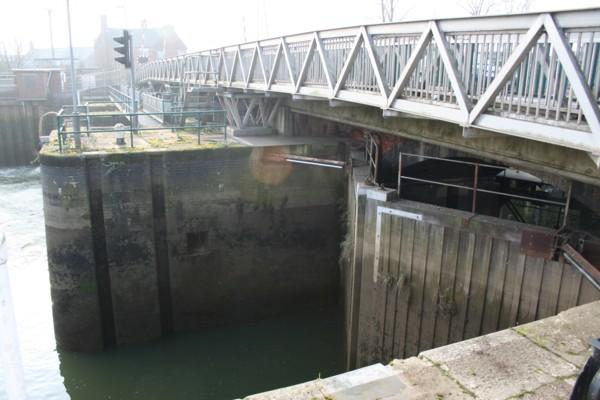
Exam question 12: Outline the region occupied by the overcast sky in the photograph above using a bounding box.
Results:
[1,0,599,54]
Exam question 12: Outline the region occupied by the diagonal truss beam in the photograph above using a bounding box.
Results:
[267,43,282,89]
[544,13,600,147]
[333,30,363,97]
[468,15,544,125]
[431,21,472,119]
[314,32,335,91]
[386,26,432,108]
[280,38,296,87]
[295,38,316,93]
[361,27,390,100]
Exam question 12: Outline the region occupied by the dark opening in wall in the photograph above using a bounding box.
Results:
[186,231,209,255]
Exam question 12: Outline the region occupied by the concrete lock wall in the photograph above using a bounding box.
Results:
[345,174,600,369]
[0,102,50,166]
[41,144,345,351]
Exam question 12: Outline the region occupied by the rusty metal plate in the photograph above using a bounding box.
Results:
[520,230,556,259]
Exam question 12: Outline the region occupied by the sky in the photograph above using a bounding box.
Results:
[1,0,600,54]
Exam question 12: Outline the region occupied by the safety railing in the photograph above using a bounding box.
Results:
[134,8,600,159]
[141,92,174,123]
[55,108,227,152]
[108,86,134,113]
[396,152,571,227]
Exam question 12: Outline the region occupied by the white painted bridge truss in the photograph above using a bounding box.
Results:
[137,9,600,164]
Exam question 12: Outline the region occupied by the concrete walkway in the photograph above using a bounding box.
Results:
[243,301,600,400]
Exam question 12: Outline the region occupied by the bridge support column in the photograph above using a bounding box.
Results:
[218,92,282,137]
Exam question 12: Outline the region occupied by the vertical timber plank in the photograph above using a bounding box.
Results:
[536,259,563,319]
[382,217,402,361]
[449,230,475,343]
[577,278,600,305]
[556,261,583,312]
[404,220,430,357]
[372,212,391,362]
[418,224,444,353]
[393,218,415,359]
[498,241,526,329]
[464,234,492,339]
[433,226,459,348]
[517,256,544,324]
[481,238,509,335]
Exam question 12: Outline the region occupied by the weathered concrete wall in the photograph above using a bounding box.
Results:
[345,173,600,368]
[0,101,52,166]
[41,144,345,351]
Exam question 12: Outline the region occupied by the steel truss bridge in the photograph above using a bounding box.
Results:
[135,8,600,165]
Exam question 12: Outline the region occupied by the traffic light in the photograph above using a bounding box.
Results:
[114,30,131,68]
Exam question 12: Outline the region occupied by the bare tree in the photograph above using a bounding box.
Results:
[500,0,530,14]
[464,0,496,16]
[0,42,10,72]
[13,39,24,68]
[380,0,398,22]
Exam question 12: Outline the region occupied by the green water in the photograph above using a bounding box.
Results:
[0,166,345,400]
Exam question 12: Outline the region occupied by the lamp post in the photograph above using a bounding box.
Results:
[66,0,80,149]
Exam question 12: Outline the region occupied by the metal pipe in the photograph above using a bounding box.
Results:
[285,159,343,169]
[561,180,572,229]
[397,152,403,197]
[472,163,479,213]
[562,244,600,291]
[396,175,568,207]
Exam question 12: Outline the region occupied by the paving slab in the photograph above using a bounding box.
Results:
[420,329,578,400]
[513,301,600,368]
[389,357,476,399]
[243,364,399,400]
[516,378,576,400]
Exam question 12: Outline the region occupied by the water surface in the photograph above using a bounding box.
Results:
[0,166,344,400]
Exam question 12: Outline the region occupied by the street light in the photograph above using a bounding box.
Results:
[66,0,80,149]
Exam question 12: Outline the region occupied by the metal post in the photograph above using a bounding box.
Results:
[130,52,137,132]
[86,105,91,135]
[561,181,573,229]
[197,111,201,145]
[47,9,55,61]
[57,116,63,152]
[65,0,80,149]
[129,113,134,148]
[397,152,403,197]
[223,112,228,146]
[472,163,479,213]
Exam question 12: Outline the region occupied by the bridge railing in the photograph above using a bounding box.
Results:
[140,92,175,123]
[108,86,134,113]
[136,8,600,162]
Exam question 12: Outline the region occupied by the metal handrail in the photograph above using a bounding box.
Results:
[56,109,228,152]
[396,152,570,215]
[128,8,600,158]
